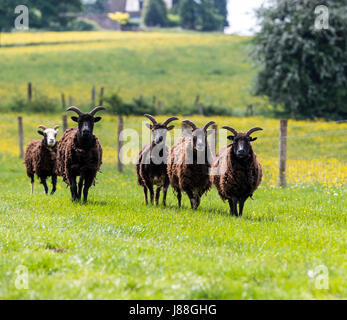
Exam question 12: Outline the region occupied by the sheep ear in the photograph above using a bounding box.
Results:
[250,137,257,142]
[38,130,44,136]
[71,116,78,123]
[94,117,102,123]
[146,123,152,130]
[166,125,174,131]
[227,135,234,141]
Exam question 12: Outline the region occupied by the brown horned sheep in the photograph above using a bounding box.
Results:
[136,114,178,206]
[210,126,263,217]
[167,120,215,209]
[25,125,60,195]
[56,106,104,203]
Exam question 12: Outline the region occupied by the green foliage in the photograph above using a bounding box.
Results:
[67,18,100,31]
[104,93,125,115]
[104,94,156,116]
[167,14,180,27]
[252,0,347,120]
[0,0,82,31]
[198,0,224,31]
[179,0,198,30]
[143,0,168,27]
[6,95,59,113]
[213,0,228,27]
[0,0,14,31]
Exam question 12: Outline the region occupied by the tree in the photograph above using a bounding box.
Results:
[0,0,17,31]
[252,0,347,120]
[179,0,224,31]
[198,0,224,31]
[143,0,168,27]
[0,0,82,31]
[179,0,198,30]
[213,0,228,27]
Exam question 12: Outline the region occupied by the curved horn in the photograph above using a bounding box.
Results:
[203,121,215,132]
[222,126,238,136]
[67,106,83,116]
[37,125,47,130]
[144,114,157,125]
[53,125,60,130]
[89,106,106,116]
[182,120,197,131]
[163,117,179,127]
[246,127,263,136]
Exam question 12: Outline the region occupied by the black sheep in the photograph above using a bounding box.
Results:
[25,125,60,195]
[56,106,105,203]
[136,114,178,206]
[210,126,263,217]
[167,120,215,209]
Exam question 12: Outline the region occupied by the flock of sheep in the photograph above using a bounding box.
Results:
[25,110,263,216]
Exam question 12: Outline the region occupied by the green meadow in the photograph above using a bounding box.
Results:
[0,31,345,299]
[0,113,345,299]
[0,31,265,113]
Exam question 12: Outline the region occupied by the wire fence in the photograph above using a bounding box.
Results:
[8,116,347,188]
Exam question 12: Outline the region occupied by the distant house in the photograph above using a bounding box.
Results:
[111,0,173,18]
[83,0,173,30]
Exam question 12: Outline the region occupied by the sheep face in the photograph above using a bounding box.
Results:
[182,120,215,152]
[147,123,173,146]
[71,114,101,139]
[38,126,59,147]
[228,133,258,159]
[184,128,209,152]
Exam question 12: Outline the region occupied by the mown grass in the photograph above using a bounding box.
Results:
[0,31,267,114]
[0,114,346,299]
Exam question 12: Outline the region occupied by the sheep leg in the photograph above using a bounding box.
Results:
[194,195,201,210]
[238,198,246,217]
[30,175,34,194]
[162,178,169,207]
[40,176,48,195]
[228,197,238,216]
[82,176,93,204]
[147,183,154,204]
[143,186,149,205]
[51,175,57,195]
[155,187,161,205]
[69,176,78,202]
[186,189,196,210]
[232,196,239,216]
[177,190,182,208]
[77,177,84,200]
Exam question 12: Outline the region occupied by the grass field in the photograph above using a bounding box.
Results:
[0,113,346,299]
[0,31,267,114]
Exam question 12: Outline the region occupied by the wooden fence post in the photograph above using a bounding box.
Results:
[117,116,124,172]
[99,87,104,106]
[157,101,162,115]
[279,119,288,187]
[62,115,68,132]
[68,96,73,107]
[27,82,32,102]
[194,95,200,106]
[18,116,24,159]
[212,124,218,154]
[61,93,66,110]
[91,85,95,106]
[198,103,204,116]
